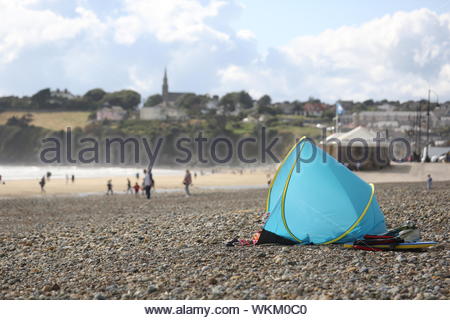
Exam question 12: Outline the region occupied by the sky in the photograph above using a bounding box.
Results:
[0,0,450,103]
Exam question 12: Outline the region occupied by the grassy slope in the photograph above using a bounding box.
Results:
[226,120,323,138]
[0,111,91,131]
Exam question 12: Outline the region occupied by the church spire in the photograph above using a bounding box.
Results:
[162,67,169,103]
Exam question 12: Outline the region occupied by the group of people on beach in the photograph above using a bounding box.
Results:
[19,168,434,195]
[25,168,194,196]
[110,169,155,198]
[38,172,75,193]
[65,174,76,184]
[104,169,194,198]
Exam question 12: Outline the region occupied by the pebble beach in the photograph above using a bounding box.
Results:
[0,182,448,300]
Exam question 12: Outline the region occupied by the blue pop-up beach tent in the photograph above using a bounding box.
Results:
[257,137,386,245]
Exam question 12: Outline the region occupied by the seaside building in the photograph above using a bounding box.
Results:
[339,108,450,134]
[321,126,390,170]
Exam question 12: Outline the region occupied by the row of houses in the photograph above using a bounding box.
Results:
[97,102,450,131]
[271,102,330,116]
[339,107,450,133]
[96,70,450,130]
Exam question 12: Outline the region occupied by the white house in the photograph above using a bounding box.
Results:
[206,97,219,110]
[140,103,187,121]
[51,88,76,100]
[96,106,127,121]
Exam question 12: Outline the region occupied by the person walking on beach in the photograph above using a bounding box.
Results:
[71,174,75,183]
[183,170,192,196]
[426,174,433,191]
[106,180,113,195]
[39,176,46,193]
[126,178,132,194]
[144,170,154,199]
[142,169,147,196]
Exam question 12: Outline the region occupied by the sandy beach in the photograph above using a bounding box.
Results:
[0,170,271,197]
[0,162,449,197]
[0,181,448,299]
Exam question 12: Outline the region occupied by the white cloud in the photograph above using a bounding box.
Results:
[113,0,230,44]
[113,15,142,45]
[0,1,105,63]
[216,65,289,99]
[0,0,247,97]
[0,2,450,103]
[128,65,155,93]
[236,29,255,40]
[217,8,450,102]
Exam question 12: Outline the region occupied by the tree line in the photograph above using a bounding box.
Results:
[0,87,445,116]
[0,88,141,112]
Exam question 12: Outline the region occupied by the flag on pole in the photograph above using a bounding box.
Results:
[336,102,345,115]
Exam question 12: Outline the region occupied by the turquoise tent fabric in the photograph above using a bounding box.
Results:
[261,138,386,245]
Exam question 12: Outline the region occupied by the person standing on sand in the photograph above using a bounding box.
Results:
[106,180,113,195]
[133,182,141,197]
[126,178,132,194]
[426,174,432,191]
[142,169,147,196]
[71,175,75,183]
[144,170,154,199]
[183,170,192,196]
[39,176,46,193]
